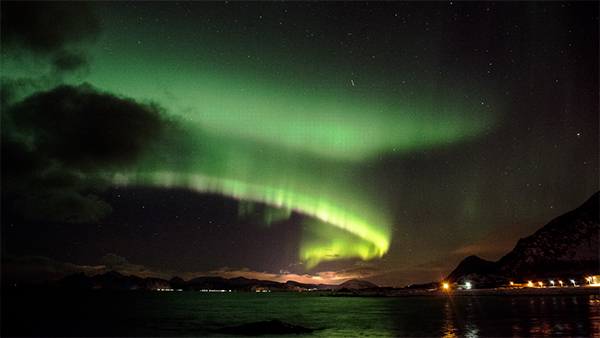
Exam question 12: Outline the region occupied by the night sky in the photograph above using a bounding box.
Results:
[2,2,598,287]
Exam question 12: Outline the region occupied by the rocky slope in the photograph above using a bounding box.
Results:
[446,255,497,283]
[448,192,599,284]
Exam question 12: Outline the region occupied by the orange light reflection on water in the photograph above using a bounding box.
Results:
[590,295,600,336]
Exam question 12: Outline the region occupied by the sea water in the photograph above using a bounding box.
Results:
[3,289,599,337]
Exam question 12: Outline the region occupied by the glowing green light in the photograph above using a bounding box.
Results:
[177,78,493,161]
[1,2,500,270]
[113,171,391,266]
[238,201,292,226]
[300,220,387,268]
[106,74,494,267]
[93,62,494,268]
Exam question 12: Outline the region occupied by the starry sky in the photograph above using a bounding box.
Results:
[1,1,598,287]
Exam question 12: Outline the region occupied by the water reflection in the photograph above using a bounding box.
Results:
[589,295,600,336]
[387,294,596,337]
[462,298,480,338]
[529,317,553,336]
[511,322,523,337]
[442,297,480,338]
[463,323,479,338]
[529,295,554,336]
[443,299,458,338]
[507,294,600,337]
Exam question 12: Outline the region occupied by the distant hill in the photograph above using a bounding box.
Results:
[55,271,145,290]
[446,255,497,283]
[52,272,378,291]
[338,279,379,290]
[447,192,599,286]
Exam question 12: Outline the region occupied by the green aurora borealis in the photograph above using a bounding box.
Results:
[109,72,495,267]
[1,1,597,285]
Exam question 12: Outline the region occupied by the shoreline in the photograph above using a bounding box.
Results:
[331,286,600,297]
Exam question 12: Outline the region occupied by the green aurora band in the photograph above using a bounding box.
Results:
[2,32,494,267]
[113,172,390,268]
[110,78,495,268]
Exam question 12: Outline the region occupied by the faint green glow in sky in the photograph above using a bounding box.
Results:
[108,75,494,267]
[184,77,492,161]
[84,67,494,162]
[3,18,496,267]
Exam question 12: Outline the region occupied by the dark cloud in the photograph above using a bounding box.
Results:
[1,253,172,284]
[98,254,173,279]
[1,2,100,53]
[52,51,91,73]
[2,2,101,72]
[0,77,50,108]
[13,192,113,224]
[1,254,104,284]
[7,83,165,169]
[1,83,175,223]
[101,254,146,273]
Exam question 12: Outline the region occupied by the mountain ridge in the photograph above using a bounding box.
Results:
[51,272,378,291]
[447,192,599,285]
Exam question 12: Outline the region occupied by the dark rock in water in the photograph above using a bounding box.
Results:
[216,319,313,335]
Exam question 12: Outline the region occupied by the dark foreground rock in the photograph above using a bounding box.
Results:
[216,319,314,335]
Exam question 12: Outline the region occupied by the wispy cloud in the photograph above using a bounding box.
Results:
[1,253,176,284]
[449,222,540,261]
[2,254,105,284]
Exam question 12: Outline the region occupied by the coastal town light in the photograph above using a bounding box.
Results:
[550,280,554,286]
[559,280,563,287]
[570,279,576,286]
[528,281,533,287]
[443,283,449,290]
[465,282,471,290]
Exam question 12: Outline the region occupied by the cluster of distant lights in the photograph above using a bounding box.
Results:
[441,276,599,290]
[521,276,600,288]
[523,280,575,288]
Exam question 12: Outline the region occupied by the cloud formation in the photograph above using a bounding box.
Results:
[195,262,385,286]
[1,2,100,73]
[99,254,174,279]
[0,3,169,224]
[1,254,105,284]
[1,253,176,284]
[2,83,174,223]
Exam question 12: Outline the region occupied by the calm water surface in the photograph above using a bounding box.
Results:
[3,289,599,337]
